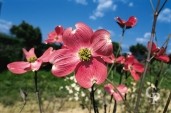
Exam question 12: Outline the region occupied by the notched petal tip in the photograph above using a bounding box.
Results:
[7,62,31,74]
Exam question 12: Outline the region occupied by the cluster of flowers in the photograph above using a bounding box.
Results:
[7,16,170,103]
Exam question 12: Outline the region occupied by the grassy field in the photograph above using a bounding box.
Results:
[0,70,70,106]
[0,65,171,113]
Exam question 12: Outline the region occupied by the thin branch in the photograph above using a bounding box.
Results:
[163,91,171,113]
[133,0,166,112]
[156,0,161,12]
[150,0,155,12]
[112,100,117,113]
[34,71,43,113]
[103,92,107,113]
[91,84,99,113]
[158,0,168,14]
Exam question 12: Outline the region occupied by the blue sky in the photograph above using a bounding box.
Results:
[0,0,171,52]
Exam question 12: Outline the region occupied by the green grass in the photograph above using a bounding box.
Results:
[0,64,171,107]
[0,70,70,106]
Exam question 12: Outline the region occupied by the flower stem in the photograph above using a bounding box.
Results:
[103,92,107,113]
[34,71,43,113]
[112,100,117,113]
[91,85,99,113]
[115,28,125,57]
[154,62,163,92]
[108,28,125,78]
[163,91,171,113]
[134,12,157,113]
[19,102,26,113]
[134,0,168,112]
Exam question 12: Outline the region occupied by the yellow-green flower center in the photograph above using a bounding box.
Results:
[78,48,91,61]
[27,57,37,63]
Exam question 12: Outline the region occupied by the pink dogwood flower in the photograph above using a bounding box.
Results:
[123,55,144,81]
[104,84,128,102]
[115,16,137,29]
[44,25,64,44]
[7,47,53,74]
[49,22,114,88]
[148,41,169,63]
[103,55,125,64]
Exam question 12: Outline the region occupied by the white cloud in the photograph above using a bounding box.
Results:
[158,8,171,23]
[69,0,88,5]
[168,49,171,53]
[128,2,133,7]
[0,19,12,34]
[117,0,128,4]
[93,0,97,3]
[136,38,147,43]
[136,32,151,43]
[75,0,87,5]
[144,32,151,38]
[121,44,130,53]
[89,0,133,20]
[112,4,117,11]
[97,0,113,11]
[89,0,117,20]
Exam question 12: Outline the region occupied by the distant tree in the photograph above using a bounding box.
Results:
[112,41,120,56]
[10,21,42,48]
[129,43,147,61]
[0,33,22,71]
[168,53,171,64]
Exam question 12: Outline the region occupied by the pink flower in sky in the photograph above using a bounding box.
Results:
[44,25,64,44]
[104,84,128,102]
[123,55,144,81]
[147,41,170,63]
[7,47,53,74]
[115,16,137,29]
[49,22,114,88]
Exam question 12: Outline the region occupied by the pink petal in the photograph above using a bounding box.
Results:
[45,30,63,44]
[157,47,166,56]
[147,41,158,53]
[133,63,144,73]
[156,55,170,63]
[113,84,127,102]
[102,54,115,64]
[55,25,64,35]
[50,49,80,77]
[130,70,140,81]
[75,57,107,88]
[91,29,113,57]
[38,47,53,62]
[30,60,42,71]
[113,92,123,102]
[63,22,93,49]
[22,48,37,61]
[44,31,57,44]
[115,17,126,28]
[49,50,58,64]
[125,16,137,28]
[7,61,31,74]
[116,56,125,64]
[104,84,114,95]
[44,38,56,44]
[124,55,135,65]
[117,84,128,94]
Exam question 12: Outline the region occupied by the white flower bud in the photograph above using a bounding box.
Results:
[81,92,86,97]
[75,86,80,92]
[74,96,79,101]
[69,89,73,94]
[71,83,76,88]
